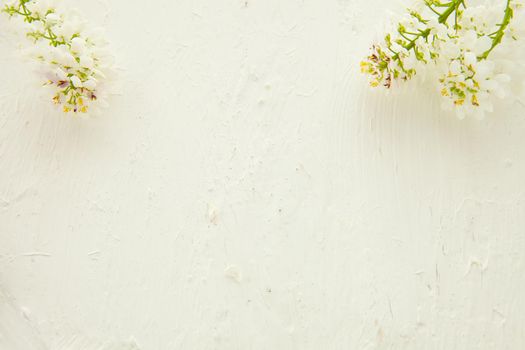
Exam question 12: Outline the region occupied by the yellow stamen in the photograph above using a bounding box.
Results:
[472,95,479,106]
[360,61,369,73]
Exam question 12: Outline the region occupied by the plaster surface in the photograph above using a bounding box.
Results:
[1,0,525,349]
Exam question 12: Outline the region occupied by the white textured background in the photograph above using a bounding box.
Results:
[1,0,525,349]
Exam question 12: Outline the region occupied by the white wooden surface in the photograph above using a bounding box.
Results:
[1,0,525,349]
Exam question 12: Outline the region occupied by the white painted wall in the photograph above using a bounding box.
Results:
[1,0,525,349]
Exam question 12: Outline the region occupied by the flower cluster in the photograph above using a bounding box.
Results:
[361,0,525,119]
[2,0,113,114]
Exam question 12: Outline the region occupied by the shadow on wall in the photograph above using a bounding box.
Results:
[334,75,525,183]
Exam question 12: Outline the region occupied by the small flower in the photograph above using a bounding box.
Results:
[70,37,86,53]
[79,55,94,69]
[70,76,82,88]
[2,0,115,114]
[361,0,523,119]
[83,78,97,91]
[45,12,60,24]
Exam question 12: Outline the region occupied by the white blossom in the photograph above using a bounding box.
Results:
[2,0,115,114]
[362,0,524,119]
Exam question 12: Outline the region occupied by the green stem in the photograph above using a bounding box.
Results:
[3,0,68,47]
[392,0,464,62]
[438,0,464,24]
[479,0,513,59]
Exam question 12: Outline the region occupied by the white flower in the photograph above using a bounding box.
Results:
[53,67,67,81]
[2,0,115,114]
[70,76,82,88]
[57,49,77,67]
[463,52,477,66]
[70,37,86,53]
[79,55,94,69]
[427,18,447,37]
[54,19,83,40]
[362,0,524,119]
[475,60,495,80]
[83,78,97,90]
[45,12,60,24]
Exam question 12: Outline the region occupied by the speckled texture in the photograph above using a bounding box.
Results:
[1,0,525,349]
